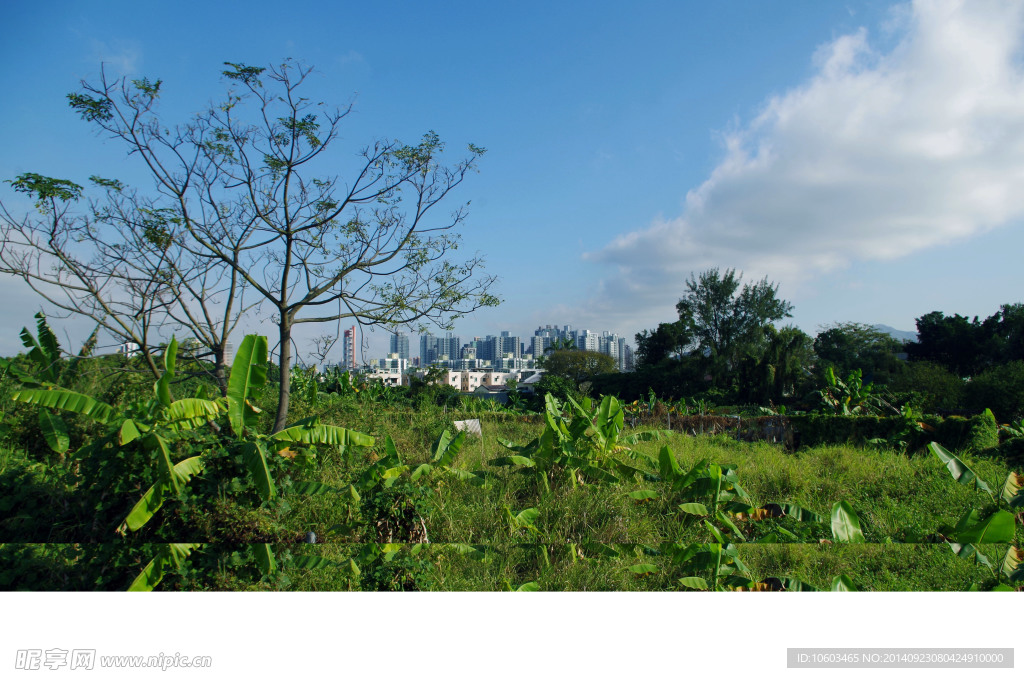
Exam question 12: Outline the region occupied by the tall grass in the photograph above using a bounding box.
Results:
[1,364,1019,590]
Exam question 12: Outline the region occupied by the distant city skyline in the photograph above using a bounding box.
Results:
[367,323,633,372]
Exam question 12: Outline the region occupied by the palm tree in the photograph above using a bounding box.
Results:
[545,337,577,354]
[536,336,577,368]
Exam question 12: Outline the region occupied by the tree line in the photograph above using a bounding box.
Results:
[578,268,1024,421]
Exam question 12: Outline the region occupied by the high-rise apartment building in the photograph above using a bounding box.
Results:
[389,332,410,361]
[419,333,462,365]
[341,326,357,370]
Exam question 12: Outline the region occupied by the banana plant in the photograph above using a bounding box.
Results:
[117,336,235,532]
[503,506,543,540]
[491,394,669,490]
[999,418,1024,440]
[10,329,376,587]
[123,336,372,586]
[662,541,754,590]
[818,367,880,415]
[326,435,445,541]
[410,429,488,486]
[128,543,204,592]
[653,445,753,541]
[993,546,1024,590]
[11,335,226,533]
[0,312,66,387]
[1,313,101,455]
[219,335,375,503]
[279,543,426,590]
[638,445,827,543]
[927,442,1021,546]
[11,333,374,539]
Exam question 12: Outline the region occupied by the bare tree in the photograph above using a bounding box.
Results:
[0,172,254,393]
[57,60,498,430]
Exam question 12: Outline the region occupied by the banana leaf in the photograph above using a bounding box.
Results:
[12,388,113,423]
[831,501,866,543]
[253,544,277,575]
[128,543,203,592]
[119,456,205,532]
[949,509,1015,544]
[154,336,178,407]
[38,409,69,454]
[240,440,276,501]
[226,335,268,437]
[831,574,858,591]
[271,423,374,449]
[928,442,994,498]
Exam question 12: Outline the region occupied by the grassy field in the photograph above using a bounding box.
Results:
[279,409,1016,592]
[0,351,1021,592]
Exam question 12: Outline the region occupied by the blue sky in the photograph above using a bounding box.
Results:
[3,1,1023,363]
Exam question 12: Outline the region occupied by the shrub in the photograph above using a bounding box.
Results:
[992,437,1024,468]
[785,410,1000,453]
[888,361,964,412]
[964,360,1024,422]
[965,408,999,452]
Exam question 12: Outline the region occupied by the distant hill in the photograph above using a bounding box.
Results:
[872,324,918,343]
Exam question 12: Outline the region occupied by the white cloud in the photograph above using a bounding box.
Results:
[584,0,1024,332]
[89,38,142,76]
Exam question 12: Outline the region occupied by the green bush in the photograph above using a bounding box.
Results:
[964,361,1024,422]
[991,437,1024,468]
[787,414,908,448]
[964,408,999,452]
[786,411,1000,454]
[888,361,964,412]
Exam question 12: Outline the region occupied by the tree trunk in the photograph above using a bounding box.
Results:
[273,319,292,433]
[214,347,228,397]
[141,346,162,380]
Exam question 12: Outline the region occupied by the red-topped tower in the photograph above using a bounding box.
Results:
[342,326,356,370]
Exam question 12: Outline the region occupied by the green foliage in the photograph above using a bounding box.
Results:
[227,335,269,437]
[4,317,1020,592]
[927,442,1022,589]
[128,543,203,592]
[66,93,113,122]
[787,410,1001,453]
[5,330,377,587]
[675,267,794,387]
[491,394,669,491]
[738,325,815,403]
[830,501,866,543]
[222,61,266,86]
[813,322,903,386]
[533,373,582,403]
[966,408,1000,452]
[6,173,84,209]
[662,541,753,591]
[905,304,1024,381]
[888,361,964,412]
[0,312,97,390]
[907,305,1024,377]
[634,320,690,368]
[818,367,883,415]
[542,349,616,385]
[964,361,1024,423]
